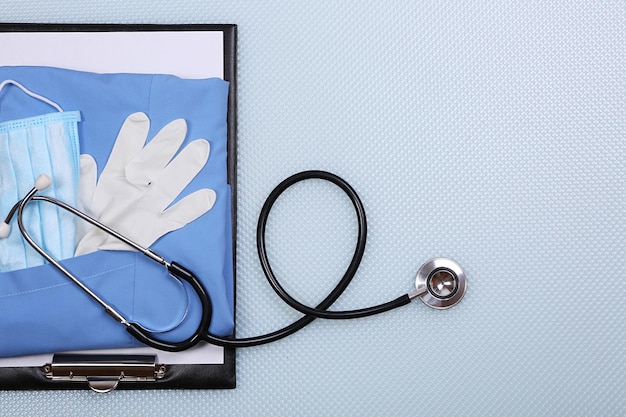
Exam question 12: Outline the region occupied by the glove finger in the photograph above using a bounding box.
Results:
[95,240,136,253]
[125,118,187,187]
[74,228,107,257]
[159,188,217,234]
[103,112,150,174]
[75,154,98,244]
[77,154,97,212]
[149,139,210,210]
[76,230,135,255]
[80,189,215,253]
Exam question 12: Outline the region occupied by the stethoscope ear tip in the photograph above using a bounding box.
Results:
[35,174,52,191]
[0,222,10,239]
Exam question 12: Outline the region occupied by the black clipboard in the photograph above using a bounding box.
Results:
[0,23,237,390]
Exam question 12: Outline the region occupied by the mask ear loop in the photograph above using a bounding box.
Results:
[0,79,64,112]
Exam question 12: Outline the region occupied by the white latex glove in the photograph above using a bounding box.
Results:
[75,112,216,256]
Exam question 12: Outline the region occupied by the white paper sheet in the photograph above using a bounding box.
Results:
[0,31,223,79]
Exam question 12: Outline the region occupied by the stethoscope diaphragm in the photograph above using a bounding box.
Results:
[415,258,467,309]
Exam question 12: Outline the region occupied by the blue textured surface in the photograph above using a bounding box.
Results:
[1,1,625,416]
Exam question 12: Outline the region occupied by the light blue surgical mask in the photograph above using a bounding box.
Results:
[0,80,81,272]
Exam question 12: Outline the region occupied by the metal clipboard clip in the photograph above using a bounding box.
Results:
[43,354,166,393]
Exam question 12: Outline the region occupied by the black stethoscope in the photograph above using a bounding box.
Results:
[1,170,467,351]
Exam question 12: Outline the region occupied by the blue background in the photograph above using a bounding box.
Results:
[1,1,625,416]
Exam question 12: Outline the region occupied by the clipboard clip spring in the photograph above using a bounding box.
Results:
[43,354,166,393]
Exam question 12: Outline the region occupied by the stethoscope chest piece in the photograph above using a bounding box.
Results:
[415,258,467,309]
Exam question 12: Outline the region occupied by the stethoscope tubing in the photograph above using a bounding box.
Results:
[205,171,412,348]
[256,170,411,320]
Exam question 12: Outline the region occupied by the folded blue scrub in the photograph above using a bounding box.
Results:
[0,66,234,357]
